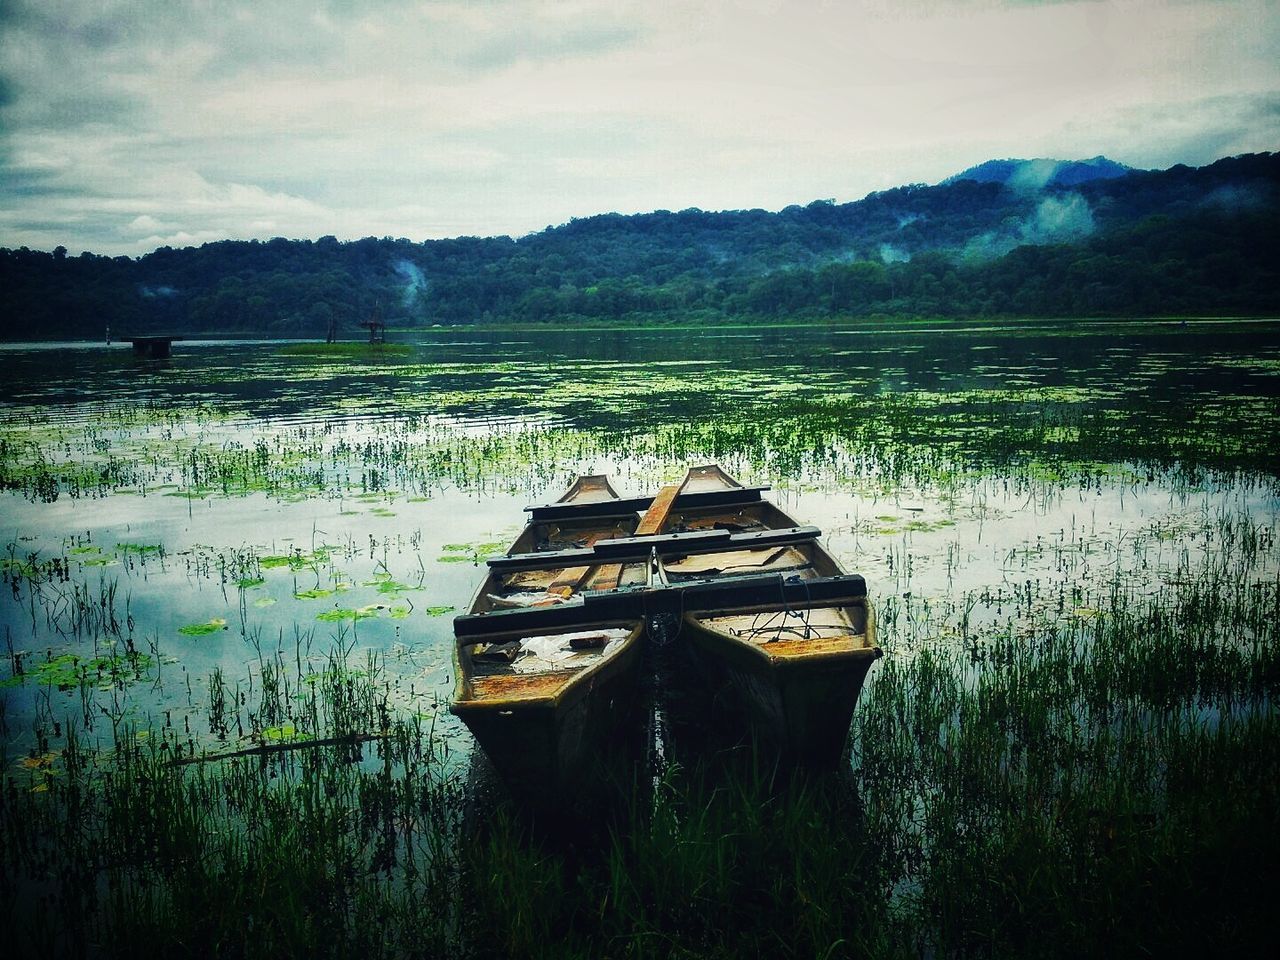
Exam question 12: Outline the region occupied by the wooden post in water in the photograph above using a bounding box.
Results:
[360,302,386,344]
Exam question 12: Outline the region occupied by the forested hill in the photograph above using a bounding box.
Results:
[2,152,1278,339]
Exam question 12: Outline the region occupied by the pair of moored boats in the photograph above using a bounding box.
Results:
[450,465,880,804]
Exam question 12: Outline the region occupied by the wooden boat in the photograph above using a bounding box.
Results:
[452,467,880,802]
[449,475,649,806]
[656,465,881,765]
[450,470,793,800]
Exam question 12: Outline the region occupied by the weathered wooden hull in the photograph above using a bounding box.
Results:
[450,621,644,807]
[680,603,878,766]
[451,474,645,809]
[662,466,881,766]
[453,465,880,796]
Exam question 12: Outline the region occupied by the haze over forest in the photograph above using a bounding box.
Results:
[1,151,1277,337]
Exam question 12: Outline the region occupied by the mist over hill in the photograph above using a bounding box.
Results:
[2,152,1277,339]
[942,156,1136,190]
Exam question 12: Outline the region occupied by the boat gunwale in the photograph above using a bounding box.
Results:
[450,617,645,712]
[454,471,644,713]
[681,601,880,669]
[557,473,623,504]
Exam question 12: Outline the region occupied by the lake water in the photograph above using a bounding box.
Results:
[2,322,1278,770]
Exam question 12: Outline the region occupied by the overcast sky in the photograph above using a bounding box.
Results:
[1,0,1277,255]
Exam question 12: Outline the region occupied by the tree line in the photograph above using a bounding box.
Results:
[1,153,1276,339]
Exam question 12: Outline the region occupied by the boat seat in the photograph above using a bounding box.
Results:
[470,668,585,703]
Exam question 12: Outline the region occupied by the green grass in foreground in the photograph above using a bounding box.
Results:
[2,559,1276,958]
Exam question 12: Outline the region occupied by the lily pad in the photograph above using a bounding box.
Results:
[262,722,311,743]
[315,607,379,623]
[179,618,228,636]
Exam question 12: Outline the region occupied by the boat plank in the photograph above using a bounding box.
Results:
[762,633,876,657]
[590,481,683,589]
[635,483,682,536]
[470,669,582,703]
[545,529,616,597]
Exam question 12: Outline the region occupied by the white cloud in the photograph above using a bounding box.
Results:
[128,214,169,232]
[1,0,1277,254]
[136,229,229,251]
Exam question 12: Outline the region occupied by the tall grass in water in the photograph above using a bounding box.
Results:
[2,572,1276,957]
[853,567,1279,958]
[1,650,464,958]
[458,756,891,960]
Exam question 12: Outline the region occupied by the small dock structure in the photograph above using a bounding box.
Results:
[359,303,386,344]
[123,335,184,359]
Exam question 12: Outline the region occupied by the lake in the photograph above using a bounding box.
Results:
[1,322,1278,761]
[2,320,1278,955]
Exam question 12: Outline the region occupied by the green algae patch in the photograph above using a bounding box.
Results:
[179,618,228,636]
[364,575,420,596]
[1,557,39,578]
[424,605,455,617]
[117,542,163,556]
[31,652,155,689]
[236,577,266,589]
[315,607,380,623]
[261,722,312,743]
[294,588,337,600]
[259,549,331,571]
[277,342,412,359]
[437,540,506,563]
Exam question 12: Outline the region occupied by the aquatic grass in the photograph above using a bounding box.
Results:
[849,565,1280,959]
[0,656,463,958]
[5,337,1280,506]
[2,327,1279,957]
[2,561,1276,957]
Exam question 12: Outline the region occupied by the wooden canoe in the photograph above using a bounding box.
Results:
[657,465,882,765]
[450,475,649,806]
[451,466,881,801]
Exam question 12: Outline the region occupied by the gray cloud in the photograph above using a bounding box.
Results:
[1,1,1277,255]
[1063,92,1280,170]
[0,167,78,199]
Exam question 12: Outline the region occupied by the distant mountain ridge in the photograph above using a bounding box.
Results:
[943,156,1136,189]
[1,152,1277,336]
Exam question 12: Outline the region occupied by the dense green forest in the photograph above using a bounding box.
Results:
[2,153,1277,338]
